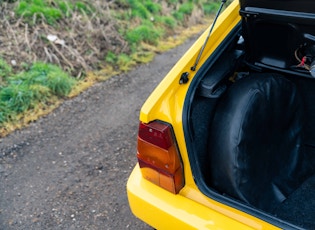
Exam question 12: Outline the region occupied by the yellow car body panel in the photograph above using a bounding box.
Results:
[127,0,281,229]
[128,165,279,229]
[139,0,241,190]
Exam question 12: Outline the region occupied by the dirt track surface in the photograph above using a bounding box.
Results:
[0,36,198,230]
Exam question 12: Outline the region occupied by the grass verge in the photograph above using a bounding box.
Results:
[0,0,227,136]
[0,61,76,136]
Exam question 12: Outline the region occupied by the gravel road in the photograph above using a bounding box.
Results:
[0,35,198,230]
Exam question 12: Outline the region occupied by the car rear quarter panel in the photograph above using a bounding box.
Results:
[139,0,241,195]
[131,0,281,229]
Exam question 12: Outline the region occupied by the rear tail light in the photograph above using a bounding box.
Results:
[137,121,184,194]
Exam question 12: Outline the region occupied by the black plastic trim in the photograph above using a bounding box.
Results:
[241,7,315,22]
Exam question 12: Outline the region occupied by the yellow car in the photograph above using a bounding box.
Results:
[127,0,315,229]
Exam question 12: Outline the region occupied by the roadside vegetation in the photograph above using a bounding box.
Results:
[0,0,225,135]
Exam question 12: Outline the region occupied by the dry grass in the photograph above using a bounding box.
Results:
[0,1,127,78]
[0,1,214,78]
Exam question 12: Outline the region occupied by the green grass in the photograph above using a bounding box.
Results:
[158,16,177,29]
[178,2,194,15]
[125,22,164,46]
[117,0,219,56]
[15,0,63,25]
[0,58,12,79]
[15,0,93,25]
[0,61,76,124]
[202,2,222,15]
[117,53,136,71]
[14,62,76,96]
[143,1,161,14]
[105,51,118,65]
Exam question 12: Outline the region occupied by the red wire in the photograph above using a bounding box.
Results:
[298,56,307,67]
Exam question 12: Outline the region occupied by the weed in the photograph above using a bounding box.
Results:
[178,2,194,15]
[75,1,93,15]
[144,1,161,14]
[128,0,151,19]
[126,22,164,46]
[0,101,10,124]
[105,52,118,64]
[160,16,177,29]
[166,0,177,4]
[0,58,12,79]
[202,2,221,15]
[58,1,72,17]
[15,0,93,25]
[172,11,184,22]
[117,53,135,71]
[15,0,63,25]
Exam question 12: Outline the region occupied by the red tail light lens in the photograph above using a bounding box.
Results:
[137,121,184,194]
